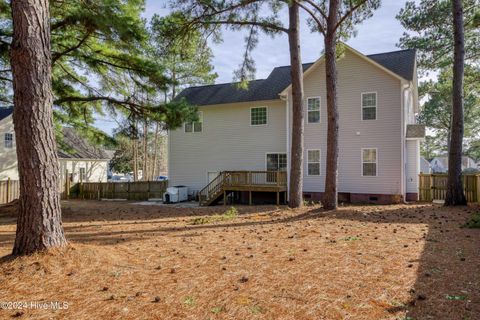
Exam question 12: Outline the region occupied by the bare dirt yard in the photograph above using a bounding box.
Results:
[0,201,479,320]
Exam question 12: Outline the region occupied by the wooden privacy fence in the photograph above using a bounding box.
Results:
[419,173,480,202]
[0,179,20,204]
[78,181,168,200]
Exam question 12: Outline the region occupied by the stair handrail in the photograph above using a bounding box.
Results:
[199,172,228,205]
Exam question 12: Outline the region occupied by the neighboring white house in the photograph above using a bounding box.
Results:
[420,157,431,174]
[430,155,478,173]
[169,45,425,204]
[0,107,111,183]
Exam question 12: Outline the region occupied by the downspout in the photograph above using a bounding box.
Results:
[401,82,411,203]
[280,93,290,201]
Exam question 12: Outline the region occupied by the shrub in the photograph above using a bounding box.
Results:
[463,213,480,228]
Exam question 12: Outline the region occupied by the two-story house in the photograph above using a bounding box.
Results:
[169,45,425,205]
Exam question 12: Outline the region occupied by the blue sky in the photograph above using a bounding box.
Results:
[144,0,410,83]
[95,0,413,133]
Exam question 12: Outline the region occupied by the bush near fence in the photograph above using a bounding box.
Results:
[419,173,480,203]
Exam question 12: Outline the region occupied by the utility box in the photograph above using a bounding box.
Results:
[163,185,188,203]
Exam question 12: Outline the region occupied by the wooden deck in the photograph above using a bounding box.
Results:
[199,171,287,206]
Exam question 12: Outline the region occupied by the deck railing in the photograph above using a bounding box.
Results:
[198,171,287,206]
[224,171,287,186]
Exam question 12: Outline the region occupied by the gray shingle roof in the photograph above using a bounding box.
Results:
[367,49,416,81]
[176,49,416,106]
[175,63,313,106]
[0,106,13,121]
[58,127,111,160]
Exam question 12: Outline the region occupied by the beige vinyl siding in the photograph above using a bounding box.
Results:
[406,140,420,193]
[0,115,19,180]
[169,100,286,191]
[59,159,109,183]
[290,49,403,195]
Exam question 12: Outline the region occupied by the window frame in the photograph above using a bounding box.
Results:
[184,111,203,133]
[4,133,13,149]
[361,92,378,121]
[265,152,287,171]
[306,96,321,124]
[250,106,268,126]
[79,167,86,182]
[306,149,321,176]
[361,148,378,177]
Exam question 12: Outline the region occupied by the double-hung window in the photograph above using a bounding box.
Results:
[307,97,320,123]
[362,92,377,120]
[307,150,320,176]
[4,133,13,149]
[79,167,86,182]
[251,107,267,126]
[362,148,377,176]
[185,111,203,133]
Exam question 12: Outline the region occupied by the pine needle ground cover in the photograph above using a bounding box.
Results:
[0,201,478,319]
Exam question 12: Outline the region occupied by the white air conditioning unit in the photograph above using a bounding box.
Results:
[163,186,189,203]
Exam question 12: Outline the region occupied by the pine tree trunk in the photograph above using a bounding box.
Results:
[10,0,67,255]
[133,119,138,182]
[143,120,148,181]
[322,0,340,210]
[445,0,467,206]
[287,1,305,208]
[152,122,160,179]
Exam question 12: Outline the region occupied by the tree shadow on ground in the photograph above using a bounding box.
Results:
[0,201,479,319]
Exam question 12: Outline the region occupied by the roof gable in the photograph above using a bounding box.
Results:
[0,107,13,121]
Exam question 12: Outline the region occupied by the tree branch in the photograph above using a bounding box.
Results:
[302,0,328,21]
[295,1,326,35]
[52,32,92,63]
[198,20,288,33]
[54,96,166,115]
[334,0,368,32]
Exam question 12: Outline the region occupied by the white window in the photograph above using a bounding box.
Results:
[4,133,13,149]
[362,92,377,120]
[251,107,267,126]
[307,97,320,123]
[362,148,377,176]
[185,111,203,133]
[307,150,321,175]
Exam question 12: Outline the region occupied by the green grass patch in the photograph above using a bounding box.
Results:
[184,296,196,306]
[249,305,265,314]
[190,207,239,225]
[211,306,224,314]
[463,213,480,228]
[446,294,466,301]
